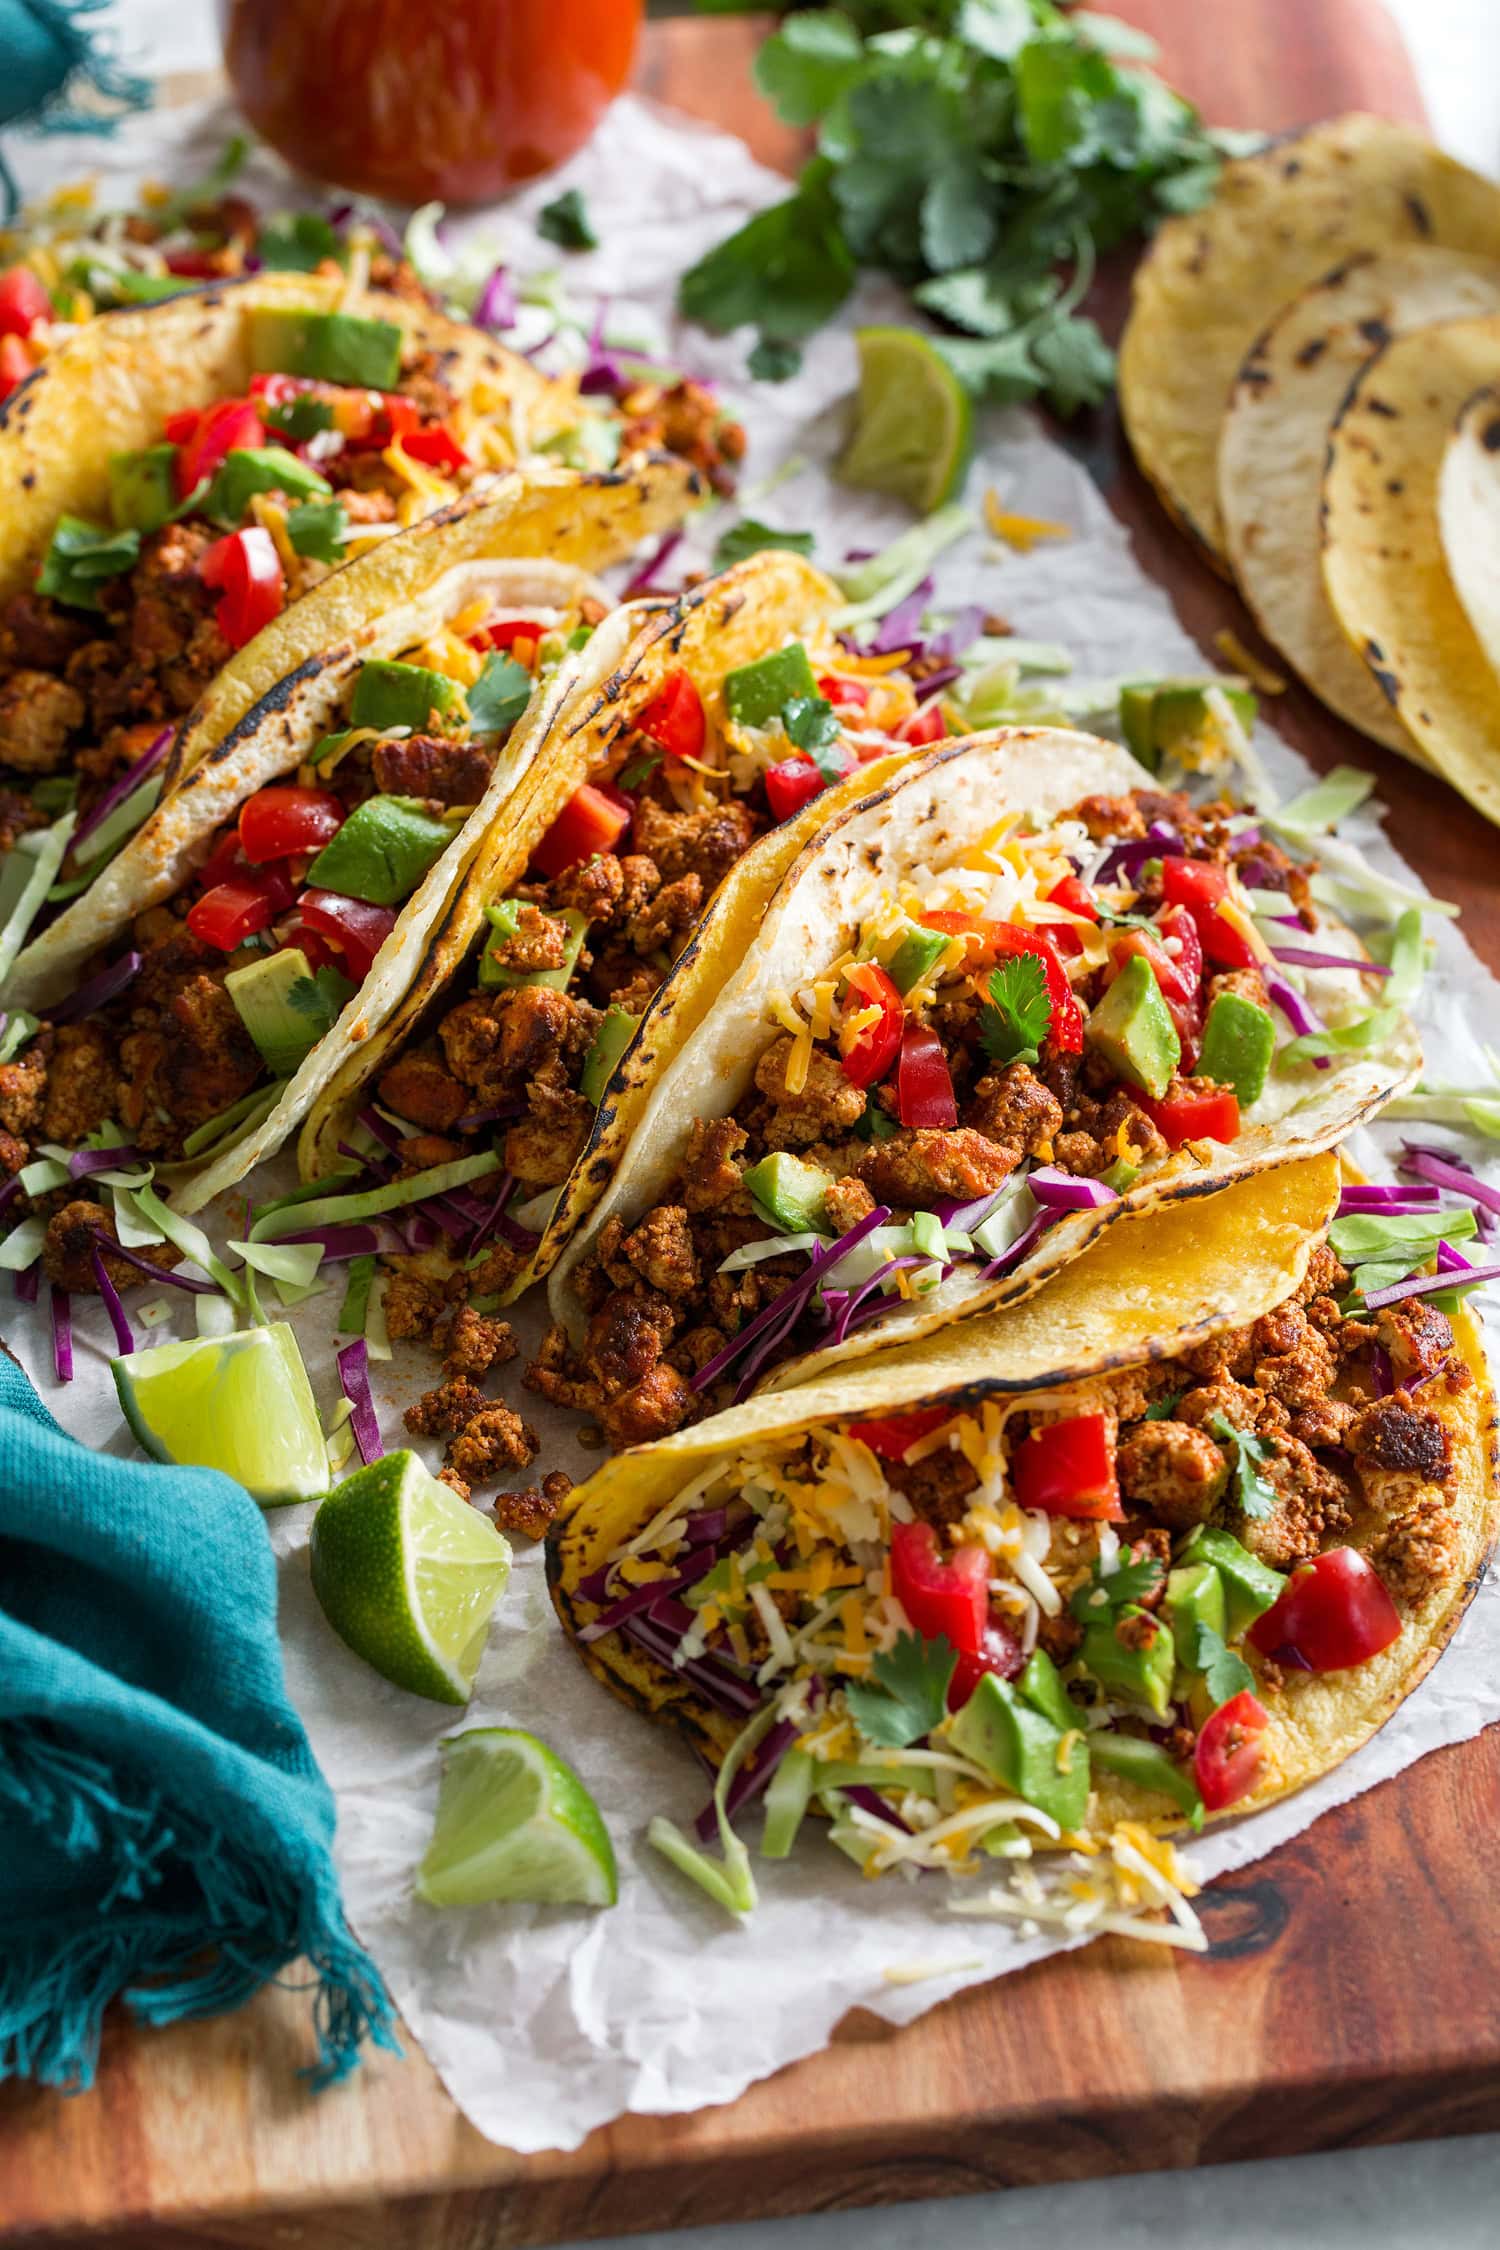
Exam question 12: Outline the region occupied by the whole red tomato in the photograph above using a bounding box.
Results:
[219,0,642,204]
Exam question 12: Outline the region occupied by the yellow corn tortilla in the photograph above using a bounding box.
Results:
[299,550,913,1296]
[1438,380,1500,694]
[548,1154,1499,1840]
[1120,115,1500,569]
[1321,314,1500,829]
[1218,246,1500,758]
[548,726,1421,1381]
[6,462,699,1015]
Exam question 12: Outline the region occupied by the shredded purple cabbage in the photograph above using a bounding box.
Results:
[356,1108,407,1156]
[692,1716,801,1844]
[692,1204,891,1394]
[1027,1165,1118,1212]
[1263,972,1331,1070]
[1364,1259,1500,1309]
[15,1260,38,1304]
[620,527,685,600]
[48,951,143,1026]
[279,1222,384,1261]
[1336,1183,1440,1215]
[105,1239,218,1292]
[1096,821,1181,886]
[871,576,934,656]
[577,1545,717,1644]
[70,727,172,854]
[67,1141,141,1180]
[336,1338,382,1465]
[1272,944,1389,977]
[474,264,517,331]
[1399,1144,1500,1219]
[927,605,986,663]
[50,1284,72,1383]
[89,1244,135,1355]
[840,1784,911,1834]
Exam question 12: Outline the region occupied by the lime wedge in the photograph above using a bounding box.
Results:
[112,1321,329,1507]
[310,1450,512,1704]
[416,1728,618,1908]
[837,326,973,513]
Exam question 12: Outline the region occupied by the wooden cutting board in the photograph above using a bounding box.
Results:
[5,5,1499,2243]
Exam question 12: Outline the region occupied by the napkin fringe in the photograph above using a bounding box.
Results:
[0,1719,399,2093]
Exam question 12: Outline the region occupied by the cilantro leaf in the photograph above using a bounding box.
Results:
[263,394,335,442]
[1206,1412,1279,1523]
[1184,1620,1255,1710]
[782,693,842,769]
[679,161,857,347]
[979,953,1051,1067]
[285,498,348,564]
[466,652,533,737]
[748,338,804,382]
[1143,1391,1183,1421]
[258,210,345,272]
[712,518,816,569]
[854,1095,899,1143]
[287,965,357,1035]
[1069,1550,1165,1624]
[37,517,141,611]
[846,1630,956,1749]
[754,9,866,126]
[537,188,597,251]
[618,750,662,791]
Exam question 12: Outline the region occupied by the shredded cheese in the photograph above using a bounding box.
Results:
[984,487,1071,550]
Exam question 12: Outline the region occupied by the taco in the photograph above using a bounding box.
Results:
[1217,247,1500,758]
[547,1156,1498,1918]
[288,551,935,1333]
[1322,314,1500,829]
[0,472,693,1304]
[534,728,1420,1445]
[0,269,707,917]
[1120,114,1500,569]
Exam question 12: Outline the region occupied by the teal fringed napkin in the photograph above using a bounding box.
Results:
[0,1350,396,2091]
[0,0,152,214]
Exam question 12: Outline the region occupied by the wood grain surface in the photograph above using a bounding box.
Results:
[7,5,1500,2244]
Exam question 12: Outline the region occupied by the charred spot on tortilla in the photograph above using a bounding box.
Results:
[1363,641,1402,704]
[1405,191,1435,236]
[1357,318,1392,349]
[1294,335,1329,368]
[1482,417,1500,451]
[1365,396,1400,418]
[1386,478,1405,494]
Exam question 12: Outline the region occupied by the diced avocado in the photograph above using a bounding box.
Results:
[723,642,819,729]
[478,904,586,992]
[884,922,950,995]
[109,444,178,534]
[1080,1604,1176,1720]
[202,445,332,526]
[225,946,322,1077]
[1199,989,1276,1106]
[744,1150,833,1234]
[580,1004,639,1104]
[539,417,624,474]
[1015,1646,1074,1733]
[1119,678,1257,772]
[349,657,462,733]
[1090,1731,1204,1827]
[1179,1525,1286,1636]
[1085,951,1180,1101]
[949,1672,1091,1831]
[1154,681,1256,753]
[248,306,402,390]
[1169,1566,1223,1692]
[305,794,453,907]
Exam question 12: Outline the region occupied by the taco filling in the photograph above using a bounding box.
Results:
[561,1249,1479,1900]
[0,595,593,1291]
[0,309,561,866]
[528,783,1365,1445]
[341,626,937,1328]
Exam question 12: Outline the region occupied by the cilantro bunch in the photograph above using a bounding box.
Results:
[680,1,1225,409]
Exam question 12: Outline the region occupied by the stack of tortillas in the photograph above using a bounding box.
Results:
[1120,113,1500,825]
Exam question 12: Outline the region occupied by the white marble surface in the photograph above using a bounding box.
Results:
[23,0,1500,2238]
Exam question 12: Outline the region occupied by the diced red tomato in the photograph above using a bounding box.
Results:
[198,826,250,891]
[1248,1547,1401,1673]
[173,394,266,499]
[894,700,945,747]
[530,782,632,879]
[163,248,224,280]
[635,668,705,762]
[1155,900,1203,999]
[1161,855,1257,970]
[837,959,904,1089]
[921,913,1084,1054]
[0,266,51,339]
[299,889,397,982]
[890,1521,987,1655]
[238,784,345,864]
[764,755,841,824]
[1011,1413,1122,1521]
[186,872,291,952]
[199,527,285,648]
[816,673,870,713]
[1193,1689,1270,1811]
[0,333,36,404]
[249,372,312,406]
[469,616,545,654]
[401,424,470,472]
[276,924,340,973]
[949,1620,1026,1710]
[1137,1080,1241,1149]
[896,1022,957,1129]
[845,1406,952,1461]
[339,390,420,450]
[1042,874,1100,960]
[1106,925,1200,1057]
